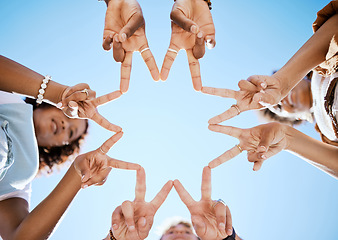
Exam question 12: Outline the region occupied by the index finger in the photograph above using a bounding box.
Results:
[90,112,122,132]
[135,167,146,201]
[201,166,211,200]
[208,146,242,169]
[108,158,141,171]
[150,180,174,211]
[208,107,241,124]
[201,87,236,99]
[120,51,133,93]
[186,49,202,91]
[160,43,179,81]
[92,90,122,107]
[140,47,160,81]
[208,125,242,139]
[99,132,123,154]
[173,179,195,208]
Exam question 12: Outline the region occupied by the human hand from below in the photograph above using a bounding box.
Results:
[102,0,159,93]
[174,166,233,240]
[58,83,123,132]
[74,132,140,188]
[202,75,285,123]
[160,0,215,91]
[208,122,289,170]
[110,167,173,240]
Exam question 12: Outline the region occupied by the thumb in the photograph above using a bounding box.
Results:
[118,12,144,42]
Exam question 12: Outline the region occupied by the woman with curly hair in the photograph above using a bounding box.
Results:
[0,55,134,240]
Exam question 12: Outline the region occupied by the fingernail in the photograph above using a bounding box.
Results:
[261,154,267,159]
[121,33,126,42]
[261,82,267,88]
[191,25,197,33]
[140,218,146,226]
[219,222,225,230]
[197,31,203,38]
[56,102,62,109]
[129,225,135,231]
[227,228,233,235]
[112,224,118,230]
[82,185,88,189]
[114,35,119,42]
[259,146,267,152]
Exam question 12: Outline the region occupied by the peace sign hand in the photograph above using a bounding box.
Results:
[74,132,141,189]
[58,83,122,132]
[102,0,159,93]
[202,75,285,123]
[208,122,289,170]
[160,0,216,91]
[174,167,233,240]
[111,167,173,240]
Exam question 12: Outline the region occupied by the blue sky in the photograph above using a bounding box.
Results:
[1,0,338,239]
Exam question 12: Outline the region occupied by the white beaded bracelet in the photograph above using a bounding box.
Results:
[36,75,51,104]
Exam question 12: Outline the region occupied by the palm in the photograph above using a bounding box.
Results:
[174,167,232,240]
[111,168,173,240]
[170,4,214,51]
[208,123,289,170]
[189,201,224,239]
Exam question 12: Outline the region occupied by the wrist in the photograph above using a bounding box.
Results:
[43,80,68,105]
[283,124,297,152]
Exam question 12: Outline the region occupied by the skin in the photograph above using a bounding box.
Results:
[0,55,123,132]
[102,0,159,93]
[201,13,338,123]
[104,167,173,240]
[33,106,87,147]
[160,0,216,91]
[0,133,140,240]
[161,224,198,240]
[208,122,338,179]
[174,167,234,240]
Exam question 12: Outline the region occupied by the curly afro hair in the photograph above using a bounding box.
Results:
[25,98,89,174]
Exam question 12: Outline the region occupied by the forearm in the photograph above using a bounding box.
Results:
[285,125,338,179]
[11,164,81,240]
[0,55,68,104]
[274,14,338,96]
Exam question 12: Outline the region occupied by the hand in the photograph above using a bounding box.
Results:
[160,0,216,91]
[111,167,173,240]
[202,75,285,123]
[174,166,233,240]
[208,122,289,170]
[58,83,123,132]
[102,0,159,93]
[74,132,140,188]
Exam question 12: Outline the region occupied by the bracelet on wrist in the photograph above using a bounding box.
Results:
[36,75,51,104]
[109,229,117,240]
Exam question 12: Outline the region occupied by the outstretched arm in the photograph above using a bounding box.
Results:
[0,134,140,240]
[0,164,82,240]
[208,123,338,179]
[0,55,67,104]
[202,13,338,123]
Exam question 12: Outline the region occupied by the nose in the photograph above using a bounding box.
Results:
[61,120,70,131]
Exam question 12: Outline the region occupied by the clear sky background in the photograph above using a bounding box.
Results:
[1,0,338,239]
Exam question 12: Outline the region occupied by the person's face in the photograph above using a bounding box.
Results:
[33,106,87,147]
[161,224,198,240]
[279,79,312,113]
